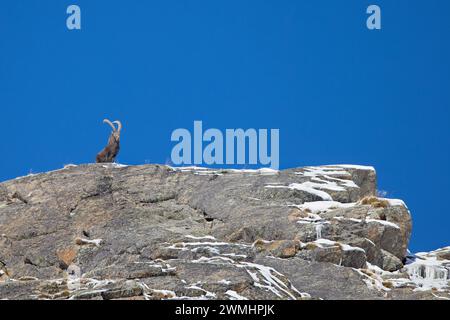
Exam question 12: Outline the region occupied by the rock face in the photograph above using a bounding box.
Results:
[0,164,448,300]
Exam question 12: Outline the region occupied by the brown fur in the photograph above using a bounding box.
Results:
[96,119,122,163]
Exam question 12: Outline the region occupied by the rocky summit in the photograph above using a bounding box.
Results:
[0,164,449,300]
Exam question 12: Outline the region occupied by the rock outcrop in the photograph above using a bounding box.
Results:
[0,164,448,300]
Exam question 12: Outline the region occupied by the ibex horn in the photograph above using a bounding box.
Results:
[113,120,122,133]
[103,119,116,132]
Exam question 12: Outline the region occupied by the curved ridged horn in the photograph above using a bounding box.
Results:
[113,120,122,133]
[103,119,116,132]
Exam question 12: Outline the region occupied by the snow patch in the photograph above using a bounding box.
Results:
[296,167,351,177]
[314,239,339,247]
[169,166,278,175]
[102,163,129,169]
[333,217,400,230]
[239,262,309,300]
[366,219,400,229]
[312,239,365,253]
[218,279,231,285]
[329,164,376,171]
[340,243,366,253]
[227,168,279,175]
[381,198,408,209]
[353,268,390,293]
[76,238,103,247]
[185,285,217,299]
[151,289,177,298]
[266,183,333,201]
[295,201,355,214]
[225,290,248,300]
[185,235,217,241]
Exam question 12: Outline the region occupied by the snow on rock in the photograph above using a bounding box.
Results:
[168,166,209,171]
[167,166,223,176]
[101,163,129,169]
[149,289,177,299]
[239,262,309,300]
[381,198,409,210]
[294,166,363,189]
[288,182,335,200]
[168,166,278,176]
[172,238,307,300]
[185,235,217,241]
[296,167,352,177]
[227,168,279,175]
[75,238,103,247]
[321,175,359,188]
[340,243,366,253]
[313,239,365,253]
[134,260,176,274]
[365,262,391,276]
[295,201,355,214]
[185,284,217,299]
[225,290,248,300]
[313,239,339,247]
[63,164,78,169]
[137,281,177,300]
[266,182,334,201]
[297,180,345,192]
[329,164,376,172]
[269,165,367,201]
[366,219,400,230]
[332,217,363,223]
[353,268,390,293]
[332,216,401,230]
[168,240,251,249]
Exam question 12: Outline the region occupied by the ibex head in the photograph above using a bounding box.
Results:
[103,119,122,142]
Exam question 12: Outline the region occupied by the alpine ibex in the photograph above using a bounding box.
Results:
[96,119,122,163]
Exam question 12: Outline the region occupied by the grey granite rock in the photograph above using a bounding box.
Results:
[0,164,447,299]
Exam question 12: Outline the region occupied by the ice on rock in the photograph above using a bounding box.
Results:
[405,250,450,291]
[315,224,324,240]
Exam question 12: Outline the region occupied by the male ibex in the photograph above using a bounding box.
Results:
[96,119,122,163]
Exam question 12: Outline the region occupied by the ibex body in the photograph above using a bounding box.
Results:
[96,119,122,163]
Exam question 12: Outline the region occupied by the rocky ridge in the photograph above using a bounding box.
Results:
[0,163,449,300]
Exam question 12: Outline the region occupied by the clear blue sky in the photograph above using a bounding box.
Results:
[1,1,449,252]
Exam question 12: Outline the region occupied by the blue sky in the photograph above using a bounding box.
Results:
[0,1,449,252]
